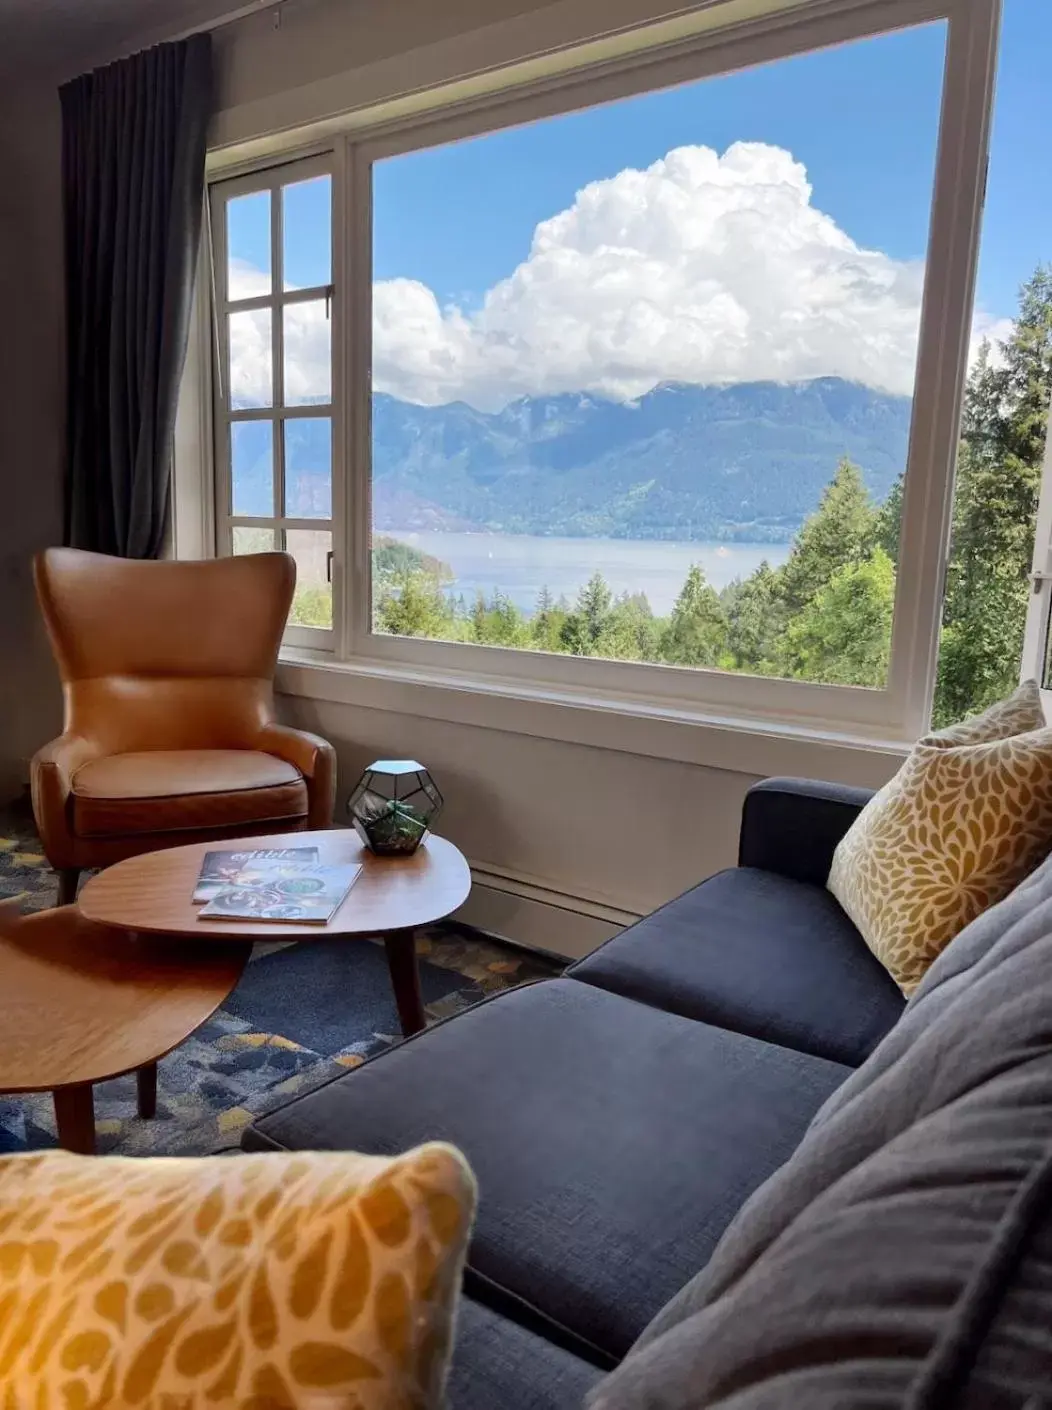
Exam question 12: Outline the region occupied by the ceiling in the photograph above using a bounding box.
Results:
[0,0,248,84]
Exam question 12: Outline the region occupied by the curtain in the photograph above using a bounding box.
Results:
[60,36,211,558]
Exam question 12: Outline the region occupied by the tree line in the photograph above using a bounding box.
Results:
[373,267,1052,726]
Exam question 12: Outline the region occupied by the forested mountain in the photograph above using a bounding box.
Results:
[371,377,911,542]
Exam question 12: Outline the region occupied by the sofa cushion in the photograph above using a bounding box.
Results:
[569,868,904,1067]
[71,749,308,836]
[588,949,1052,1408]
[449,1297,600,1410]
[589,853,1052,1393]
[244,978,850,1365]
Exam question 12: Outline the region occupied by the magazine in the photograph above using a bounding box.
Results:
[192,847,321,904]
[198,861,363,924]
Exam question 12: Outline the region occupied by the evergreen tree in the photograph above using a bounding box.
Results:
[560,572,613,655]
[779,458,878,615]
[933,267,1052,726]
[875,473,904,566]
[785,547,895,686]
[375,571,454,639]
[722,561,784,672]
[661,564,728,667]
[598,592,662,661]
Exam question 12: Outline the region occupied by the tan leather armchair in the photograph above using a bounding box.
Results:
[31,548,336,903]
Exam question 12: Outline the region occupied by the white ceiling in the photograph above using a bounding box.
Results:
[0,0,246,84]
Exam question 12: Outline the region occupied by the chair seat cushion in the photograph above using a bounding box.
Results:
[243,978,850,1364]
[71,750,308,837]
[568,868,906,1067]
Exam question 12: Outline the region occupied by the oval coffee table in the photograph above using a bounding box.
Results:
[77,829,472,1038]
[0,900,248,1154]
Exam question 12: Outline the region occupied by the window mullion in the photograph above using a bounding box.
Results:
[271,182,285,528]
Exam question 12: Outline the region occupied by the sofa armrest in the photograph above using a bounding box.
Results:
[738,776,875,888]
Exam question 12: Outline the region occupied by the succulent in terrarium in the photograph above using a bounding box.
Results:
[347,760,443,856]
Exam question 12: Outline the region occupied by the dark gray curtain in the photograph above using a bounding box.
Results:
[60,36,211,558]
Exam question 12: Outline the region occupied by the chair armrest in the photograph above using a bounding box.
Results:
[738,776,875,888]
[30,734,102,866]
[255,722,336,829]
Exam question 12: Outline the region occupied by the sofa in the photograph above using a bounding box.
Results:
[242,777,1052,1407]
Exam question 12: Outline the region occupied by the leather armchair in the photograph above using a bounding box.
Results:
[31,548,336,903]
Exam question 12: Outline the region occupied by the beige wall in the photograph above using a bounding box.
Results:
[0,87,64,802]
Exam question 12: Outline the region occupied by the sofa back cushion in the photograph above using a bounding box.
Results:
[587,851,1052,1408]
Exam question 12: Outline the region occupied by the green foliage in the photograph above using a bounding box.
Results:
[779,458,877,614]
[661,565,728,667]
[722,561,785,674]
[932,266,1052,727]
[785,548,895,687]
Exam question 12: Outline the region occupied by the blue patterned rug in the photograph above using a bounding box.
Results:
[0,806,559,1156]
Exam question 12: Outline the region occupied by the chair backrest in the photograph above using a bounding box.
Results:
[34,548,296,754]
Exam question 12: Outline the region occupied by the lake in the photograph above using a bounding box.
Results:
[382,530,792,615]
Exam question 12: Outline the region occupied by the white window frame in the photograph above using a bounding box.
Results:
[1020,400,1052,706]
[210,150,341,650]
[195,0,1001,747]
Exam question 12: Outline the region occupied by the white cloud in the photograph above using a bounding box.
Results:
[228,142,1012,412]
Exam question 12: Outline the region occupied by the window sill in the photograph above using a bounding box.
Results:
[276,649,908,786]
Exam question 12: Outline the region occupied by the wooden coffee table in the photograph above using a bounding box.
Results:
[77,829,472,1038]
[0,900,248,1154]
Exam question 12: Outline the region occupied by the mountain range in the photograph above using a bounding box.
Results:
[371,377,911,543]
[234,377,911,542]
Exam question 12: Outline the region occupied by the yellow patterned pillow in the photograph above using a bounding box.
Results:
[0,1143,475,1408]
[829,681,1052,995]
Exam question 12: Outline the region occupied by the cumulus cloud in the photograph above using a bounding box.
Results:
[228,142,1010,412]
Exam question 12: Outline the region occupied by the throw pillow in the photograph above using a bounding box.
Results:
[0,1142,475,1408]
[828,680,1052,994]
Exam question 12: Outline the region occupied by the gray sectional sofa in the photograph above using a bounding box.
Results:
[243,777,1052,1408]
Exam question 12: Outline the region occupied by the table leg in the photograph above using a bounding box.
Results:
[137,1062,157,1119]
[383,929,427,1037]
[53,1084,96,1155]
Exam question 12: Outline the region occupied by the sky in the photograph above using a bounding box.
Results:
[228,0,1051,414]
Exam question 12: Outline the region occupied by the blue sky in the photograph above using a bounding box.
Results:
[229,0,1050,412]
[373,0,1049,329]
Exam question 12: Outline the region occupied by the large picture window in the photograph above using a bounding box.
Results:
[204,0,1007,745]
[369,23,946,693]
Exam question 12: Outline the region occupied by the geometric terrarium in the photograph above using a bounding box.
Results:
[347,759,444,856]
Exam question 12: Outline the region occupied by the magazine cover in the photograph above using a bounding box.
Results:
[192,847,321,903]
[198,862,363,924]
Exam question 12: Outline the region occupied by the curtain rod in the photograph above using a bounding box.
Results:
[108,0,286,61]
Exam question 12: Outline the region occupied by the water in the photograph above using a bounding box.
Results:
[380,530,792,615]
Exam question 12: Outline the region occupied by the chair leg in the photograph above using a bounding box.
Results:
[56,868,80,906]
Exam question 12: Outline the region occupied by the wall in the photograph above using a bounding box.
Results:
[0,87,65,802]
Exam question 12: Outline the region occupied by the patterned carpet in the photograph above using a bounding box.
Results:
[0,805,560,1156]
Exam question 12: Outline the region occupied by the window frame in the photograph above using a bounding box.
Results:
[210,151,341,649]
[198,0,1002,745]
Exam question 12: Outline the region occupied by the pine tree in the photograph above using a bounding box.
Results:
[661,564,728,667]
[722,561,784,672]
[785,547,895,686]
[933,267,1052,726]
[779,458,878,615]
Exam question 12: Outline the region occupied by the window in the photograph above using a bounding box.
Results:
[202,0,1002,744]
[369,25,947,694]
[211,157,336,638]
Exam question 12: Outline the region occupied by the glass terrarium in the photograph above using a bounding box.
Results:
[347,760,443,856]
